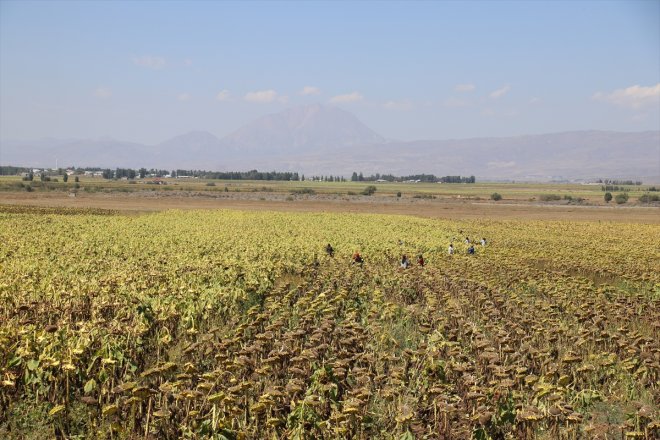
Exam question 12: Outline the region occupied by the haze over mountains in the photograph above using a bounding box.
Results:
[223,104,385,153]
[1,104,658,181]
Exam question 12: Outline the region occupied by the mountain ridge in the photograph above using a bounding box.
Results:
[1,104,658,181]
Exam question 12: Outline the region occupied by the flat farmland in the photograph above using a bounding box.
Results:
[0,177,658,223]
[0,204,658,439]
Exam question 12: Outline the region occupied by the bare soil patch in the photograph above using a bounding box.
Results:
[1,191,658,223]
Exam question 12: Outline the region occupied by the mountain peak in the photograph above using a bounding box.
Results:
[221,104,385,152]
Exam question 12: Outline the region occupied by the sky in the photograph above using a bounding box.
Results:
[1,0,659,144]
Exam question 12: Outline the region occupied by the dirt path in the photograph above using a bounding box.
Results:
[1,191,658,223]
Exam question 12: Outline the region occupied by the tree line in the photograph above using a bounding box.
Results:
[79,168,302,181]
[596,179,642,185]
[1,166,475,183]
[350,172,476,183]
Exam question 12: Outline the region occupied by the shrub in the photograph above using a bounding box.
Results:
[361,185,377,196]
[604,192,612,203]
[490,193,502,201]
[539,194,561,202]
[396,192,401,198]
[347,191,357,196]
[614,193,629,204]
[291,188,315,195]
[638,194,660,203]
[413,193,435,199]
[206,182,216,186]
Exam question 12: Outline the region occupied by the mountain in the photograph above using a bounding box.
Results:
[153,131,231,169]
[1,104,658,181]
[0,132,230,170]
[221,103,385,154]
[314,130,660,180]
[220,129,659,181]
[0,137,150,169]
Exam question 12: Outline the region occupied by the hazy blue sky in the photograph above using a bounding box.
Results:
[1,0,658,143]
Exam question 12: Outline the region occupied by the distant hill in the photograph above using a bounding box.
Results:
[1,104,658,181]
[280,130,660,181]
[0,137,150,169]
[154,131,232,170]
[220,103,385,154]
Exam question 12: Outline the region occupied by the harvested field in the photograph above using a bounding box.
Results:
[1,190,658,223]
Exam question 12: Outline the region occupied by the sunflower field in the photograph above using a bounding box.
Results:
[0,207,658,439]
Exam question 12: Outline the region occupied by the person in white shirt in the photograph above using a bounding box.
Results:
[448,244,454,255]
[481,238,487,246]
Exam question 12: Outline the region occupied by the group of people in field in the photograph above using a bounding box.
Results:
[323,233,487,269]
[448,236,487,256]
[399,253,425,268]
[325,244,366,265]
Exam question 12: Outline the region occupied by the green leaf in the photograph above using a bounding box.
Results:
[102,404,118,416]
[27,359,39,371]
[49,404,66,417]
[84,378,97,394]
[8,356,22,368]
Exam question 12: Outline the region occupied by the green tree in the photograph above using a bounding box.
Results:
[604,192,612,203]
[491,192,502,201]
[351,172,358,182]
[614,193,628,204]
[62,173,68,182]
